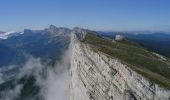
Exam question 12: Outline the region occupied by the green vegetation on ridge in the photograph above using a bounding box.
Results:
[83,33,170,89]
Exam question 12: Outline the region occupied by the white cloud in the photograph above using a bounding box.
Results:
[0,45,71,100]
[0,84,23,100]
[0,73,4,84]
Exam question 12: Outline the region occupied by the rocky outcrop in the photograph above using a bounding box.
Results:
[70,30,170,100]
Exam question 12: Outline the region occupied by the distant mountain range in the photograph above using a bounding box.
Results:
[0,25,71,68]
[0,25,71,40]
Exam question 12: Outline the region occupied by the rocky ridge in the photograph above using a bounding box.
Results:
[70,29,170,100]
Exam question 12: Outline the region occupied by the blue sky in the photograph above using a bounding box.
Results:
[0,0,170,31]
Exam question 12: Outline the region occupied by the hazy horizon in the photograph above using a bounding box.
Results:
[1,25,170,33]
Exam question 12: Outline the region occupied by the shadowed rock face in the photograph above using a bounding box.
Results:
[70,30,170,100]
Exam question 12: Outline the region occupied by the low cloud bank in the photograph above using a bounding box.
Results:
[0,45,71,100]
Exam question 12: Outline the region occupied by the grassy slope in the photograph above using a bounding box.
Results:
[82,33,170,89]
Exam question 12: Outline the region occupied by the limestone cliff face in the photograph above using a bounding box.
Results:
[70,31,170,100]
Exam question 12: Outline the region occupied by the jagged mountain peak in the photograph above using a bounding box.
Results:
[49,24,57,29]
[49,24,70,30]
[47,25,71,36]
